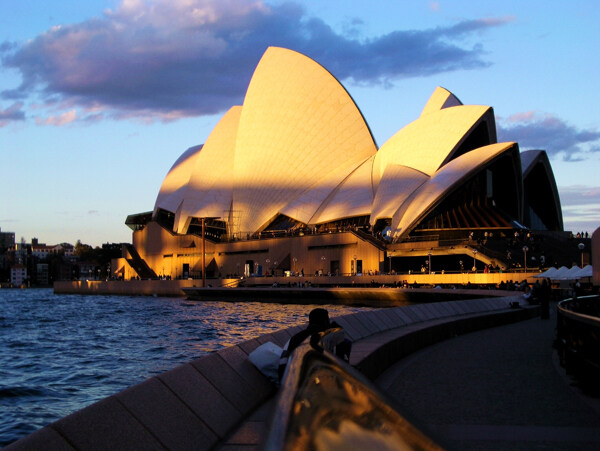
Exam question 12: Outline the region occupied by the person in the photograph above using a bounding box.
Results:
[573,279,582,298]
[278,308,351,381]
[540,278,550,319]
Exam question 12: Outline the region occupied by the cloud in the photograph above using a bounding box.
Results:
[0,0,510,122]
[429,2,440,12]
[559,185,600,234]
[498,111,600,161]
[35,109,77,126]
[559,185,600,207]
[0,102,25,126]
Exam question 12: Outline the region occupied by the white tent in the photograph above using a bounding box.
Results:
[549,265,594,280]
[562,266,583,280]
[550,266,572,280]
[567,265,593,279]
[534,267,557,278]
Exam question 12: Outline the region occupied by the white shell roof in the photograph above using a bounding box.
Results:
[420,86,462,117]
[232,47,377,233]
[372,105,493,185]
[310,155,375,225]
[154,144,203,216]
[280,155,372,225]
[173,106,241,233]
[370,164,429,225]
[391,142,518,238]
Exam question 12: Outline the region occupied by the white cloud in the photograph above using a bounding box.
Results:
[1,0,510,123]
[36,109,77,126]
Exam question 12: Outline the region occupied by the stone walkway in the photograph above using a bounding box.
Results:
[376,302,600,450]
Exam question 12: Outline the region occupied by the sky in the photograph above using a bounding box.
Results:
[1,0,599,247]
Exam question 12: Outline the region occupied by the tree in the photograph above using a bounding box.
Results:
[74,240,93,259]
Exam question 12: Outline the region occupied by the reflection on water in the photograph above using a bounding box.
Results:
[0,288,372,446]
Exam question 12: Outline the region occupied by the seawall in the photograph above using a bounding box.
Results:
[54,274,538,299]
[183,286,509,306]
[54,279,199,297]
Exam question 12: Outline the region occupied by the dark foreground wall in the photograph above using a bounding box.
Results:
[6,295,537,450]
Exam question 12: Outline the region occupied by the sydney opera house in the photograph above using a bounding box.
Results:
[121,47,563,280]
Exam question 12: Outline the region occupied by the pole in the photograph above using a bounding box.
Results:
[202,218,206,288]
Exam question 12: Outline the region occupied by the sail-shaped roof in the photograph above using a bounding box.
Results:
[172,106,241,233]
[392,142,520,238]
[372,105,495,186]
[420,86,462,116]
[370,165,429,225]
[232,47,377,233]
[154,144,203,217]
[310,156,375,225]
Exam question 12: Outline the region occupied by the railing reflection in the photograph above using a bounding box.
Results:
[556,295,600,378]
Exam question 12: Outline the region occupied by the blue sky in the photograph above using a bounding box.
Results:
[1,0,599,247]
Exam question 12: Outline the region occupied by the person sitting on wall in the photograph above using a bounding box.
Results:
[278,308,351,381]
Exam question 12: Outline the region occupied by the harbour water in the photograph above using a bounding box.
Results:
[0,288,373,446]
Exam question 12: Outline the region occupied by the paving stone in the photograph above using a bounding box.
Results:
[214,347,275,403]
[270,329,293,347]
[400,306,423,322]
[434,301,455,317]
[386,307,409,326]
[368,309,398,330]
[4,426,75,451]
[415,303,440,320]
[117,377,218,450]
[341,313,371,338]
[237,338,261,355]
[357,311,388,333]
[158,363,242,438]
[53,396,164,451]
[450,301,470,314]
[192,352,263,414]
[330,315,361,341]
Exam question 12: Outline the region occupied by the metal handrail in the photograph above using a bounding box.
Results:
[266,329,442,450]
[557,295,600,326]
[556,295,600,374]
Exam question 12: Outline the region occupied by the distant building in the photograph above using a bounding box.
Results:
[0,227,15,252]
[10,264,27,286]
[36,263,49,286]
[30,241,75,259]
[77,261,97,280]
[57,243,75,258]
[31,240,52,259]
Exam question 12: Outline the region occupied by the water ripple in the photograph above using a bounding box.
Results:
[0,288,372,446]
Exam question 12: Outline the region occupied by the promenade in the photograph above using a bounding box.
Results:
[376,302,600,450]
